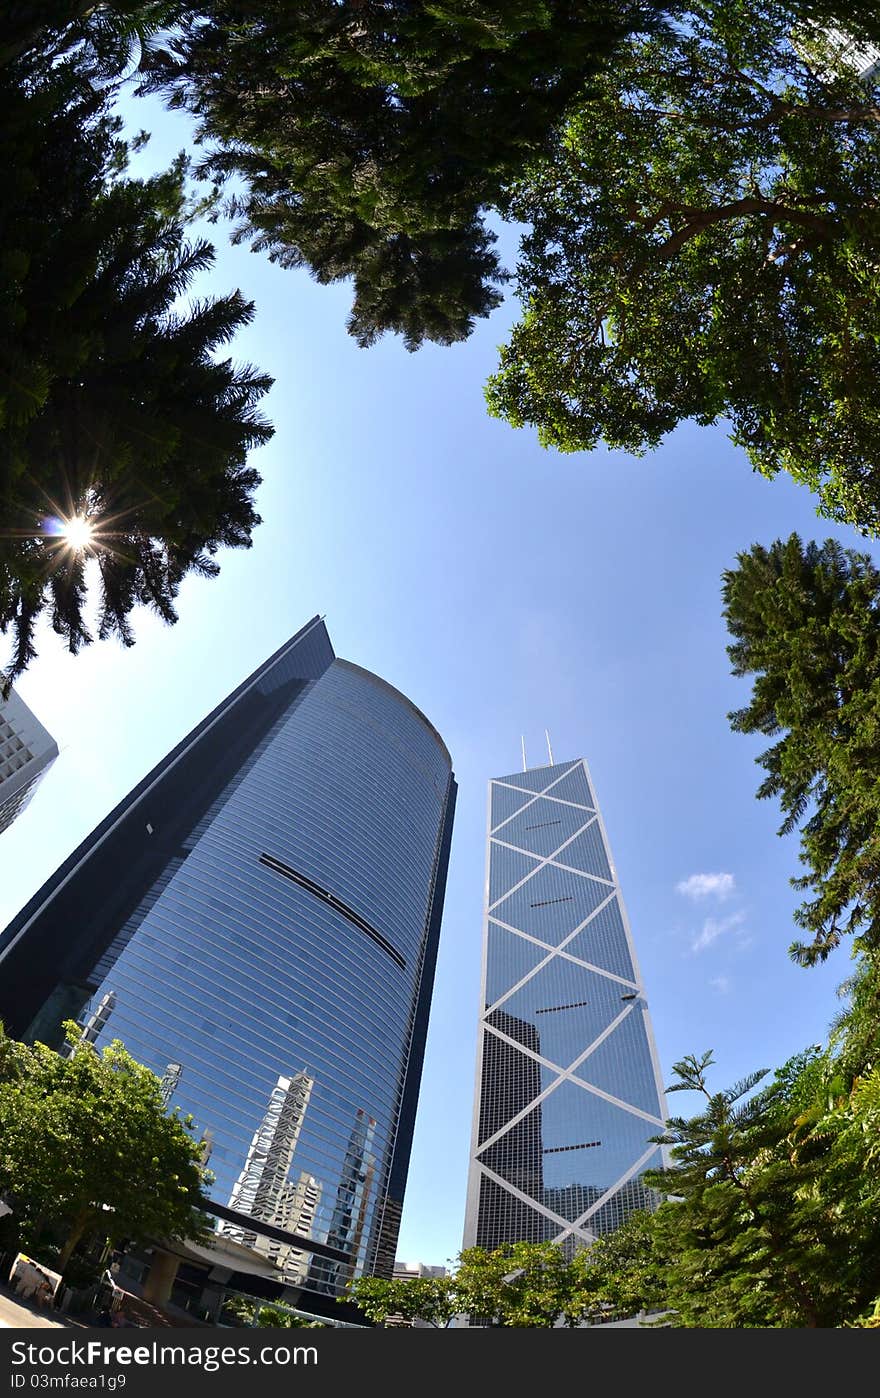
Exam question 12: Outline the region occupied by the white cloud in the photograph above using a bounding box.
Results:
[692,909,747,954]
[677,872,735,901]
[709,975,731,995]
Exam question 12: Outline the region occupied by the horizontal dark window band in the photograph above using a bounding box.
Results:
[197,1198,351,1263]
[259,853,406,971]
[523,820,562,830]
[535,999,590,1015]
[529,896,574,909]
[543,1140,601,1154]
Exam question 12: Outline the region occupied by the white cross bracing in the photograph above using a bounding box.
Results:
[466,759,669,1253]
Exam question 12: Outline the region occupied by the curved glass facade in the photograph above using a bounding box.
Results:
[464,759,666,1254]
[0,621,456,1306]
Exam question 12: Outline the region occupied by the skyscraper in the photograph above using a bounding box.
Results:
[463,757,666,1255]
[0,618,456,1317]
[0,687,58,836]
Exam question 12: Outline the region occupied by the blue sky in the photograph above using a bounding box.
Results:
[0,92,864,1270]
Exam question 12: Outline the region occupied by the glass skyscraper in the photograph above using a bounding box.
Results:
[0,617,456,1315]
[463,757,666,1254]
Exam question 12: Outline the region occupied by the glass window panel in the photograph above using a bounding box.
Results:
[485,924,551,1006]
[490,782,536,828]
[488,841,541,904]
[571,1005,665,1117]
[494,863,611,946]
[564,897,636,981]
[495,799,598,859]
[538,764,595,809]
[496,960,636,1072]
[492,761,581,796]
[475,1176,553,1248]
[556,821,612,882]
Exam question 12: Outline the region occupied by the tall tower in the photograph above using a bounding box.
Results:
[0,687,58,836]
[0,617,456,1317]
[464,757,666,1254]
[223,1071,315,1246]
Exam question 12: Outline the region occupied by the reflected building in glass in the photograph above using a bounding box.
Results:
[0,617,456,1316]
[463,757,667,1254]
[222,1070,315,1247]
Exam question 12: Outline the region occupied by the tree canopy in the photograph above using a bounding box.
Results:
[137,1,659,350]
[723,533,880,965]
[487,0,880,534]
[348,1015,880,1329]
[0,2,179,74]
[0,45,271,685]
[576,1045,880,1327]
[347,1240,609,1328]
[0,1021,209,1273]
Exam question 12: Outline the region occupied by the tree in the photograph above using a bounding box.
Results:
[345,1272,459,1328]
[347,1241,604,1328]
[828,956,880,1081]
[135,1,662,350]
[722,533,880,965]
[347,1050,880,1329]
[581,1049,880,1327]
[486,1,880,533]
[569,1208,671,1323]
[0,3,180,74]
[849,1299,880,1327]
[459,1238,604,1327]
[0,48,272,685]
[221,1296,326,1327]
[647,1051,835,1327]
[0,1021,209,1271]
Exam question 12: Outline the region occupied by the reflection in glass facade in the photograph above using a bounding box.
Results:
[0,618,456,1311]
[463,759,667,1254]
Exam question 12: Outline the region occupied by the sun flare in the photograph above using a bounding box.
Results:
[60,515,95,551]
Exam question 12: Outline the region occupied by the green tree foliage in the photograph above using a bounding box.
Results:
[647,1052,846,1326]
[138,1,659,350]
[221,1295,325,1327]
[0,3,181,75]
[451,1241,594,1327]
[569,1208,671,1322]
[722,533,880,965]
[828,956,880,1080]
[0,1021,209,1272]
[582,1049,880,1327]
[347,1240,607,1328]
[349,1043,880,1329]
[486,1,880,533]
[0,47,272,685]
[848,1299,880,1328]
[346,1272,459,1328]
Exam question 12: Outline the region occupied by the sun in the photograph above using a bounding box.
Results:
[60,516,95,551]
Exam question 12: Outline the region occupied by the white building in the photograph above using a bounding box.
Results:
[0,688,58,836]
[819,27,880,79]
[464,757,668,1255]
[392,1261,448,1281]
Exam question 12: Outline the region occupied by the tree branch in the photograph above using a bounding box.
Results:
[653,198,837,260]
